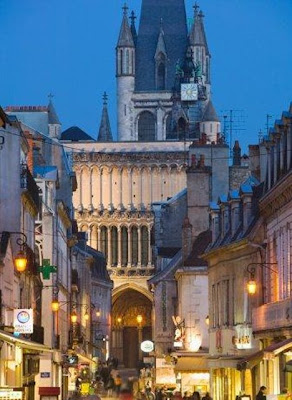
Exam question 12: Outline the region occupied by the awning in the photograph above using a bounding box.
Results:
[237,350,263,370]
[263,338,292,358]
[174,357,209,373]
[0,330,53,353]
[76,352,97,365]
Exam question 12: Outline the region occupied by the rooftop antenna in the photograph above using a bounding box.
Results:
[266,114,272,136]
[220,109,246,159]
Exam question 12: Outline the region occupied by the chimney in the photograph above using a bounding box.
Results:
[233,140,241,166]
[182,216,193,263]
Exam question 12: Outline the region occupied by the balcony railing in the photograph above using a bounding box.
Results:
[20,163,40,209]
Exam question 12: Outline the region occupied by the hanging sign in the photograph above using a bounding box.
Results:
[233,324,252,349]
[13,309,33,334]
[141,340,154,353]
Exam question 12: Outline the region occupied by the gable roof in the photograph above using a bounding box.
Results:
[184,230,212,267]
[60,126,94,142]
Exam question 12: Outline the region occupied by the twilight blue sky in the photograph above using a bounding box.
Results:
[1,0,292,152]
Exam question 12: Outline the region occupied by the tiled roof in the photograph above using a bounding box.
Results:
[48,100,61,125]
[135,0,188,91]
[61,126,94,142]
[117,9,134,48]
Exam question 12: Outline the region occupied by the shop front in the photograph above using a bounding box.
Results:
[209,357,242,400]
[0,329,52,400]
[174,356,210,396]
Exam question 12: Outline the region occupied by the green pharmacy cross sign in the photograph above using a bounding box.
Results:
[38,259,57,280]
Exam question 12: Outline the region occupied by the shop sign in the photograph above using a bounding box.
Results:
[233,324,252,349]
[13,309,33,334]
[141,340,154,353]
[173,317,185,349]
[0,388,23,399]
[40,372,50,378]
[80,383,90,395]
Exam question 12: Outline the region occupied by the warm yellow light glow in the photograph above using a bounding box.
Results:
[51,300,60,312]
[71,311,78,323]
[189,336,202,352]
[205,315,210,325]
[84,311,89,321]
[247,279,257,295]
[14,251,27,272]
[136,314,143,324]
[96,310,101,318]
[117,317,122,324]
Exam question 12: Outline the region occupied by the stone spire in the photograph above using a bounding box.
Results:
[97,92,113,142]
[130,11,137,46]
[117,3,135,48]
[48,94,61,125]
[189,4,209,54]
[202,100,219,122]
[135,0,188,91]
[155,21,167,58]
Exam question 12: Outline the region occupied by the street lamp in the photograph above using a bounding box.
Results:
[246,262,278,295]
[0,231,28,272]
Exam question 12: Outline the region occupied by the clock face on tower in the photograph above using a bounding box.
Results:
[181,83,198,101]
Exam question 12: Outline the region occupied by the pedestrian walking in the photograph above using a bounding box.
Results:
[202,393,212,400]
[256,386,267,400]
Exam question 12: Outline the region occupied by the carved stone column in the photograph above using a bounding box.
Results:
[127,227,132,268]
[139,167,143,210]
[117,226,122,268]
[88,168,93,212]
[148,166,153,207]
[107,226,112,268]
[97,226,101,252]
[128,167,133,211]
[92,225,98,251]
[108,167,113,211]
[117,167,123,211]
[98,168,103,211]
[77,169,83,212]
[137,226,142,267]
[148,226,152,267]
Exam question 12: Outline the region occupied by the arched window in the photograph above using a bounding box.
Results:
[157,63,165,90]
[138,111,156,141]
[178,117,187,141]
[100,226,108,260]
[121,227,128,267]
[166,114,174,140]
[111,227,118,266]
[125,49,129,74]
[131,226,138,265]
[141,226,149,266]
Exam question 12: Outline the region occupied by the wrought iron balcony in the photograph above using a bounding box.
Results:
[20,163,40,209]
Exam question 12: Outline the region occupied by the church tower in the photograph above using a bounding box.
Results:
[116,0,218,143]
[116,4,136,141]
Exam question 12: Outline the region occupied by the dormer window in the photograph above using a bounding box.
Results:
[156,53,166,90]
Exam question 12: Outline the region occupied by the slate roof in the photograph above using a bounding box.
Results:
[135,0,188,91]
[184,230,212,267]
[61,126,94,142]
[34,166,58,181]
[117,8,134,48]
[201,100,220,122]
[97,103,113,142]
[189,9,209,54]
[48,100,61,125]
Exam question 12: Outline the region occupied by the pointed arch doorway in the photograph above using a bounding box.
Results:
[111,287,153,368]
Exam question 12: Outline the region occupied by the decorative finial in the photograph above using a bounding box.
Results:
[130,10,136,25]
[48,92,54,101]
[122,3,128,16]
[103,92,108,106]
[193,2,199,17]
[199,10,204,18]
